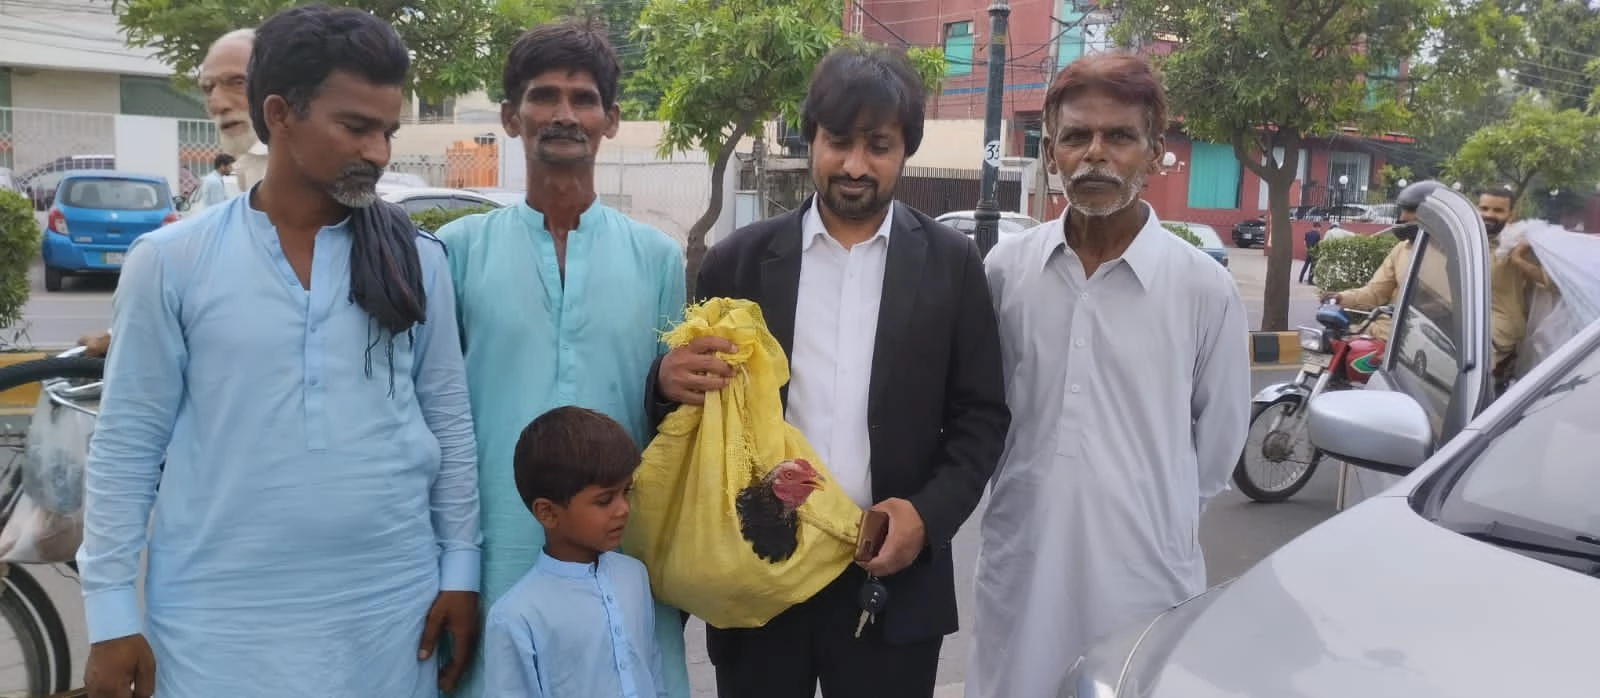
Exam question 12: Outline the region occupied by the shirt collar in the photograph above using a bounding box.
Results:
[536,550,600,579]
[801,196,894,251]
[516,198,611,233]
[240,190,350,243]
[1038,200,1166,289]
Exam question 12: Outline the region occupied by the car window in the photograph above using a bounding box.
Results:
[1387,234,1461,440]
[1437,342,1600,567]
[60,178,166,211]
[945,217,977,232]
[399,197,461,215]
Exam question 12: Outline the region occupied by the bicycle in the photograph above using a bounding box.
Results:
[0,345,104,697]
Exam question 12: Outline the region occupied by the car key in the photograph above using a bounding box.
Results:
[854,576,889,639]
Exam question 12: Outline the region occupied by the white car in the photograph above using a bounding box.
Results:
[380,186,504,216]
[934,209,1042,237]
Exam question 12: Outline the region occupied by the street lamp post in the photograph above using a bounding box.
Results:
[972,0,1011,258]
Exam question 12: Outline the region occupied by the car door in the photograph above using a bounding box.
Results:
[1339,183,1494,507]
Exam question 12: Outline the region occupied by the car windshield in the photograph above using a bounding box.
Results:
[1436,335,1600,573]
[61,178,166,211]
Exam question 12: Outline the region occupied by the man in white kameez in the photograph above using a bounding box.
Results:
[967,51,1251,698]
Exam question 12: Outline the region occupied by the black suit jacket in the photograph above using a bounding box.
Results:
[646,196,1010,644]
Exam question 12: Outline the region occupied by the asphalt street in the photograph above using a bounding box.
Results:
[7,247,1334,695]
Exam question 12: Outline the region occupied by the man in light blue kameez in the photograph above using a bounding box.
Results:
[78,7,482,698]
[435,19,690,698]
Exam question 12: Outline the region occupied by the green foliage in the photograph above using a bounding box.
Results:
[1114,0,1514,331]
[410,205,495,233]
[0,190,39,335]
[1161,221,1203,248]
[632,0,945,290]
[1444,96,1600,203]
[111,0,570,100]
[1505,0,1600,112]
[1312,233,1400,293]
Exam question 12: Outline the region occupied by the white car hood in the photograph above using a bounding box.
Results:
[1150,496,1600,698]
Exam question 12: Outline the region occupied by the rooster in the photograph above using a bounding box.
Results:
[736,458,823,563]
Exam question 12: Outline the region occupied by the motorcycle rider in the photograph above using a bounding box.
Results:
[1328,183,1531,389]
[1322,181,1433,343]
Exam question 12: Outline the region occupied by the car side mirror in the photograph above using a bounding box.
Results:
[1307,390,1433,476]
[173,196,189,211]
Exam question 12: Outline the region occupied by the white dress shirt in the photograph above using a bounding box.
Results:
[785,198,895,510]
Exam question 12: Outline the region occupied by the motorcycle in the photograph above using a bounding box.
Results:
[1232,301,1393,503]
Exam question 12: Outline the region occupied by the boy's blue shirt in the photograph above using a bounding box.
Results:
[483,550,667,698]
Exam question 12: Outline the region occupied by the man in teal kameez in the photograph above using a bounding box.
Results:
[436,19,690,698]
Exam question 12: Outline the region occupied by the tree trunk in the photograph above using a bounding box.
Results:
[1233,128,1302,332]
[684,109,763,299]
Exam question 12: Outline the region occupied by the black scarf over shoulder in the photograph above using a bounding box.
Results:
[347,199,434,392]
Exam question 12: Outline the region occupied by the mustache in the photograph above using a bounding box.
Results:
[1070,169,1123,186]
[830,175,877,188]
[538,126,587,142]
[337,161,383,181]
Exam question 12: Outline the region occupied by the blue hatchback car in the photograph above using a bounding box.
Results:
[41,170,177,292]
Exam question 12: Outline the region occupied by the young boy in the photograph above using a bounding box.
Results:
[483,406,667,697]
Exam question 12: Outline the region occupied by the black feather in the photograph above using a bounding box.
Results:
[735,484,801,563]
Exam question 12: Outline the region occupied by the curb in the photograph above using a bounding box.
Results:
[1249,331,1302,367]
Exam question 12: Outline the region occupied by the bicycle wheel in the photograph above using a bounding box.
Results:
[0,564,72,696]
[0,356,102,696]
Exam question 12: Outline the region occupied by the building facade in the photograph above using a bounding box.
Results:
[847,0,1411,230]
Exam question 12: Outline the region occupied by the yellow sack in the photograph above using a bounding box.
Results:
[625,298,865,629]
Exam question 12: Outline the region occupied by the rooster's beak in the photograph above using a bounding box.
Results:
[802,476,823,491]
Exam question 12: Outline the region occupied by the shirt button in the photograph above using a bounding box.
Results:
[1069,384,1081,394]
[1079,292,1089,301]
[309,377,320,387]
[1073,338,1085,348]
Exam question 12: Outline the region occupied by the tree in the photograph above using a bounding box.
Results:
[632,0,944,293]
[111,0,566,100]
[1115,0,1520,331]
[1445,96,1600,207]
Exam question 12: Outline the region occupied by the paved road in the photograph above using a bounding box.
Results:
[1,260,115,350]
[16,369,1331,696]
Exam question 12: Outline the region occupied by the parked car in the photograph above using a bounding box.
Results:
[464,187,526,207]
[41,171,177,292]
[935,210,1042,237]
[1231,216,1265,247]
[375,171,431,194]
[1064,183,1590,698]
[381,186,504,216]
[16,154,115,210]
[1173,221,1228,267]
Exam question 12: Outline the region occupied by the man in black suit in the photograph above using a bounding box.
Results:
[648,44,1010,698]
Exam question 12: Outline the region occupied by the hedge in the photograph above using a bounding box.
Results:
[1312,233,1400,293]
[1161,221,1203,248]
[0,190,39,334]
[410,205,495,233]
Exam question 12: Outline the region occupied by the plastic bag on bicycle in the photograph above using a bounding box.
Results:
[0,391,93,564]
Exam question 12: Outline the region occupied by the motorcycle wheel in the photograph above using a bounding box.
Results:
[1232,395,1325,503]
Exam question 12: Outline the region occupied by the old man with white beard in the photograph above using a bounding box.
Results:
[966,51,1250,698]
[199,28,269,190]
[77,28,265,358]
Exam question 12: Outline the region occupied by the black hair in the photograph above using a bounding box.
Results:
[800,44,926,157]
[1478,185,1516,203]
[248,4,429,393]
[502,17,621,109]
[247,4,410,146]
[514,407,640,508]
[213,153,236,170]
